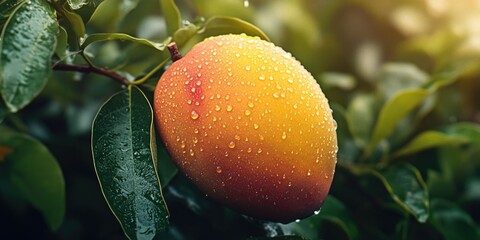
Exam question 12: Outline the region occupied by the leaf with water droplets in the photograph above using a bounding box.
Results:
[0,0,58,112]
[67,0,88,10]
[279,196,359,240]
[0,0,23,24]
[0,126,65,231]
[92,86,169,240]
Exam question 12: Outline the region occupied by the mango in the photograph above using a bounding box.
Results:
[154,34,337,223]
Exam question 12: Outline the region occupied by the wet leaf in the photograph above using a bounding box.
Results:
[393,131,469,158]
[67,0,88,10]
[92,86,169,240]
[376,164,429,223]
[364,89,429,158]
[81,33,171,51]
[0,127,65,231]
[159,0,181,36]
[0,0,58,112]
[199,16,270,41]
[0,0,23,24]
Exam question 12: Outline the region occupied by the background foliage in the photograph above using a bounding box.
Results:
[1,0,480,239]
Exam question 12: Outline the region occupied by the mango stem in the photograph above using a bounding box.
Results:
[167,42,182,62]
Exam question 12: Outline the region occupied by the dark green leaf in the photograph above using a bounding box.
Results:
[0,0,23,23]
[0,126,65,231]
[199,16,270,41]
[429,199,480,240]
[279,196,359,240]
[81,33,171,51]
[377,164,429,223]
[156,139,178,188]
[247,236,308,240]
[92,86,169,240]
[364,89,428,158]
[444,122,480,145]
[159,0,181,36]
[0,0,58,112]
[393,131,469,158]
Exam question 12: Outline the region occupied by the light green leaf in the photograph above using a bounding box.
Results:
[0,127,65,231]
[81,33,171,51]
[393,131,469,158]
[364,89,429,158]
[173,20,202,48]
[67,0,88,10]
[92,86,169,240]
[199,16,270,41]
[0,0,58,112]
[320,72,356,91]
[375,164,429,223]
[55,26,69,61]
[159,0,181,36]
[56,1,86,49]
[379,63,428,99]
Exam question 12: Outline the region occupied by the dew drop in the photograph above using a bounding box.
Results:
[193,137,198,144]
[259,75,265,81]
[273,92,279,98]
[254,123,259,129]
[282,132,287,140]
[307,169,311,176]
[247,147,252,153]
[248,102,254,108]
[314,209,321,215]
[228,141,236,149]
[215,105,221,111]
[245,65,251,71]
[226,105,233,112]
[234,135,241,140]
[216,166,222,173]
[180,141,186,149]
[295,219,300,223]
[245,110,251,116]
[191,110,199,120]
[257,148,262,153]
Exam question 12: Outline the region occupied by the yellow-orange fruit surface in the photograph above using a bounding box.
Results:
[154,34,337,223]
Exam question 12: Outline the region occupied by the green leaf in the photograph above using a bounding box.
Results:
[199,16,270,41]
[379,63,428,99]
[92,86,169,240]
[55,26,69,61]
[0,0,58,112]
[81,33,171,51]
[320,72,356,91]
[55,1,86,49]
[429,199,480,240]
[364,89,429,158]
[346,93,377,148]
[0,127,65,231]
[280,196,359,240]
[375,164,429,223]
[87,0,139,32]
[393,131,469,158]
[444,122,480,145]
[173,20,202,48]
[0,0,24,23]
[159,0,181,36]
[67,0,88,10]
[247,236,308,240]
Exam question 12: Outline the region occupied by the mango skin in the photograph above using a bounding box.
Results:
[154,34,337,223]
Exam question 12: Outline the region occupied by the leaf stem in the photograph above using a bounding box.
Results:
[52,63,129,85]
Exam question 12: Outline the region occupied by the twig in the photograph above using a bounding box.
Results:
[167,42,182,62]
[52,63,129,85]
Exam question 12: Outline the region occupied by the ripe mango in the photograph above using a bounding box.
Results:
[154,34,337,223]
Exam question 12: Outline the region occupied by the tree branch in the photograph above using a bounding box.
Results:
[53,63,129,85]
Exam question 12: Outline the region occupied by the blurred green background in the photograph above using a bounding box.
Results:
[1,0,480,239]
